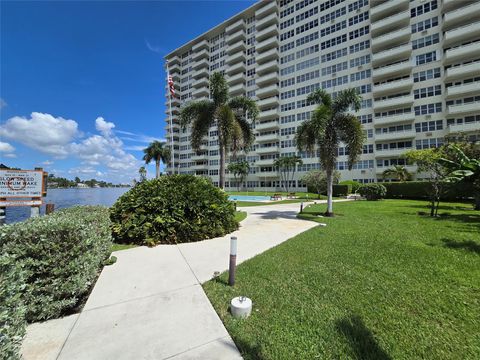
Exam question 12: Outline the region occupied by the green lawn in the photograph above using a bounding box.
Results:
[204,200,480,359]
[235,211,247,222]
[111,243,137,252]
[227,190,325,200]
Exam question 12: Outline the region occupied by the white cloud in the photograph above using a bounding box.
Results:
[115,130,164,144]
[42,160,54,166]
[95,117,115,136]
[0,141,15,153]
[4,153,17,158]
[0,98,7,109]
[0,112,78,157]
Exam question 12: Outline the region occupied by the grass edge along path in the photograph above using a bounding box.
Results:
[203,199,480,359]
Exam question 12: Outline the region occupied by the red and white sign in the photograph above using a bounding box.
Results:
[0,199,43,207]
[0,169,44,198]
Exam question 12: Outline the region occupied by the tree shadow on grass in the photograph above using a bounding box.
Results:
[231,337,265,360]
[442,238,480,254]
[336,315,391,360]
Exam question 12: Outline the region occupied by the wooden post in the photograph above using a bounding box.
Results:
[30,197,41,218]
[46,203,55,215]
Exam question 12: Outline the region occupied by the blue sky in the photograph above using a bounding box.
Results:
[0,0,255,183]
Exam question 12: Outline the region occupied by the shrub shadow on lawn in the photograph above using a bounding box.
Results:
[252,210,300,220]
[232,337,265,360]
[336,315,391,360]
[442,238,480,255]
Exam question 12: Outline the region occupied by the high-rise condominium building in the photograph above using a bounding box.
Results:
[165,0,480,190]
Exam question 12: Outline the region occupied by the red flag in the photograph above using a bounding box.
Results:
[168,75,176,97]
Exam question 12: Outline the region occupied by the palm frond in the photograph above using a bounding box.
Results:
[230,115,254,155]
[228,96,260,121]
[179,100,214,129]
[333,88,362,113]
[307,88,332,108]
[335,113,364,169]
[209,72,229,107]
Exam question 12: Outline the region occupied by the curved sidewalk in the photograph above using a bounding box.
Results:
[22,202,322,360]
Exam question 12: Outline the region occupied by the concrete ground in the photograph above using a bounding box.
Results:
[21,201,324,360]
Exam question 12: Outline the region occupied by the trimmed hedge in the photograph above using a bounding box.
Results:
[381,181,475,200]
[332,184,351,197]
[0,206,112,325]
[110,175,238,245]
[339,180,362,193]
[359,183,387,201]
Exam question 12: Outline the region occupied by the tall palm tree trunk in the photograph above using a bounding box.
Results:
[219,143,226,189]
[325,167,334,216]
[155,160,160,178]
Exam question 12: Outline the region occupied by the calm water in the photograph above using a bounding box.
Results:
[4,188,130,224]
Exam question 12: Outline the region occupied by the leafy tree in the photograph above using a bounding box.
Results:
[296,88,364,216]
[440,145,480,210]
[405,148,448,216]
[382,165,412,182]
[180,72,259,189]
[302,170,341,199]
[227,160,250,191]
[139,166,147,182]
[74,177,81,183]
[143,140,171,178]
[273,156,303,192]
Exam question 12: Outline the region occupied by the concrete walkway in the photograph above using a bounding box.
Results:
[21,202,322,360]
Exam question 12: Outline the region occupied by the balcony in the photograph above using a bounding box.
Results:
[373,95,414,110]
[448,122,480,134]
[192,39,209,51]
[226,28,245,45]
[371,11,410,35]
[192,48,209,61]
[256,36,278,52]
[444,22,480,47]
[255,0,276,19]
[170,71,180,82]
[192,57,208,70]
[257,171,279,178]
[444,41,480,65]
[370,0,409,22]
[375,129,416,141]
[372,61,411,81]
[226,41,246,55]
[372,27,410,52]
[226,72,244,85]
[169,62,180,73]
[192,66,208,79]
[447,101,480,116]
[191,153,208,161]
[225,18,245,34]
[226,51,246,65]
[256,12,277,31]
[376,165,417,174]
[256,24,278,42]
[257,72,278,86]
[445,61,480,81]
[257,96,279,109]
[373,78,412,96]
[256,145,279,154]
[374,112,415,126]
[226,61,245,75]
[255,158,276,166]
[446,82,480,98]
[372,43,411,67]
[167,55,180,65]
[258,109,279,122]
[192,77,209,88]
[256,47,278,64]
[443,2,480,30]
[192,86,209,98]
[229,83,245,96]
[256,133,279,143]
[375,148,412,158]
[192,163,208,170]
[257,60,278,75]
[443,0,476,13]
[256,84,278,99]
[256,119,279,130]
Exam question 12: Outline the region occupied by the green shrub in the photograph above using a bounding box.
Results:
[332,184,350,197]
[339,180,362,193]
[0,254,26,360]
[0,206,112,323]
[358,183,387,201]
[382,181,475,200]
[110,175,238,245]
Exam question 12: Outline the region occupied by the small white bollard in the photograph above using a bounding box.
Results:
[231,296,252,319]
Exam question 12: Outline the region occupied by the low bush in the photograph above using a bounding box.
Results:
[0,254,26,360]
[332,184,350,197]
[358,183,387,201]
[0,206,112,324]
[382,181,475,200]
[110,175,238,245]
[339,180,362,193]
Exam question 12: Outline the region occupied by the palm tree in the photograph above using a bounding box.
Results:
[180,72,259,189]
[296,88,364,216]
[382,165,412,182]
[227,160,250,191]
[138,166,147,182]
[143,141,171,178]
[274,155,303,192]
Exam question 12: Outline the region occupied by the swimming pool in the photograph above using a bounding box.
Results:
[228,195,271,202]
